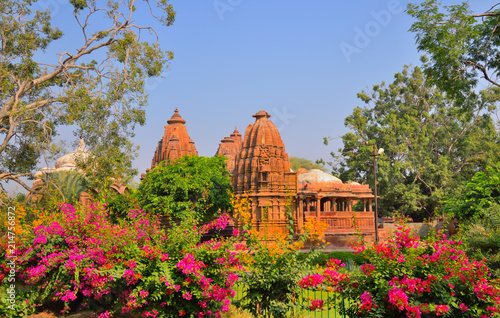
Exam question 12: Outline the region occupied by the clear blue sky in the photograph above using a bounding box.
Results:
[27,0,488,188]
[135,0,421,180]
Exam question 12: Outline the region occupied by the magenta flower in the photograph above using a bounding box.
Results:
[309,299,324,311]
[459,303,468,313]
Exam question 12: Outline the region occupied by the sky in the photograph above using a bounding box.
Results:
[17,0,487,189]
[134,0,421,180]
[136,0,421,180]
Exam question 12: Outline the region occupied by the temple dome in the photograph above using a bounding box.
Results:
[54,139,90,169]
[242,110,285,149]
[298,169,342,184]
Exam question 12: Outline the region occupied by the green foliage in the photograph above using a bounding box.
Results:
[330,65,500,221]
[458,203,500,279]
[36,170,90,206]
[298,251,366,267]
[238,249,305,318]
[289,157,326,172]
[106,189,137,224]
[407,1,500,103]
[444,163,500,221]
[0,0,176,197]
[135,156,232,222]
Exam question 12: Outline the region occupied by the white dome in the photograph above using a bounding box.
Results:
[54,139,90,169]
[298,169,342,184]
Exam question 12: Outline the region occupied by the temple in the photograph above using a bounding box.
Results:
[231,110,297,228]
[151,108,198,168]
[147,108,379,245]
[142,108,198,179]
[296,169,377,245]
[215,127,242,177]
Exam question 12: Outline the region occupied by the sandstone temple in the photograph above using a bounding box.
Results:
[145,108,379,245]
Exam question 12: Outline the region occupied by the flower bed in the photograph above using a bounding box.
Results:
[300,223,500,317]
[1,203,241,318]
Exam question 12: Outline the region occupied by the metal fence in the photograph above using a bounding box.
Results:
[233,283,349,318]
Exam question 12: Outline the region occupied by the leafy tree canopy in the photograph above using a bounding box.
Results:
[408,1,500,104]
[0,0,175,202]
[444,163,500,221]
[331,65,500,221]
[289,157,326,172]
[135,156,233,223]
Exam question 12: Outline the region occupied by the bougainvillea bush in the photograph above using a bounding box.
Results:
[0,202,241,317]
[300,224,500,317]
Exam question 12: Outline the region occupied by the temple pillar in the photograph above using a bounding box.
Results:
[368,199,373,212]
[298,198,304,232]
[316,197,321,220]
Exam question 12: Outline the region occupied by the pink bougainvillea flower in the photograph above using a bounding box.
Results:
[309,299,324,311]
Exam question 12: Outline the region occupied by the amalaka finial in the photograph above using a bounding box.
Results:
[252,110,271,120]
[167,108,186,125]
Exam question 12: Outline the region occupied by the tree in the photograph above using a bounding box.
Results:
[444,163,500,221]
[0,0,175,201]
[289,157,326,172]
[407,1,500,104]
[35,170,90,206]
[331,65,500,221]
[135,156,232,223]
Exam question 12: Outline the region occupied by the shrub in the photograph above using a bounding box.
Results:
[298,251,366,267]
[299,223,500,317]
[444,163,500,221]
[1,202,241,317]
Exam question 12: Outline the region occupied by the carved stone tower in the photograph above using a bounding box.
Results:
[215,127,243,177]
[233,110,297,225]
[149,108,198,169]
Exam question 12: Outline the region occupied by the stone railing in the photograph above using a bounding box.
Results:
[304,211,375,233]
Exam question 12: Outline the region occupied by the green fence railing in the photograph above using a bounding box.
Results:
[233,283,349,318]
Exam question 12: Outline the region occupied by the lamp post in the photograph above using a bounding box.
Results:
[371,145,384,242]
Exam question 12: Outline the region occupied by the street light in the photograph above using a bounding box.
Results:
[371,145,384,242]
